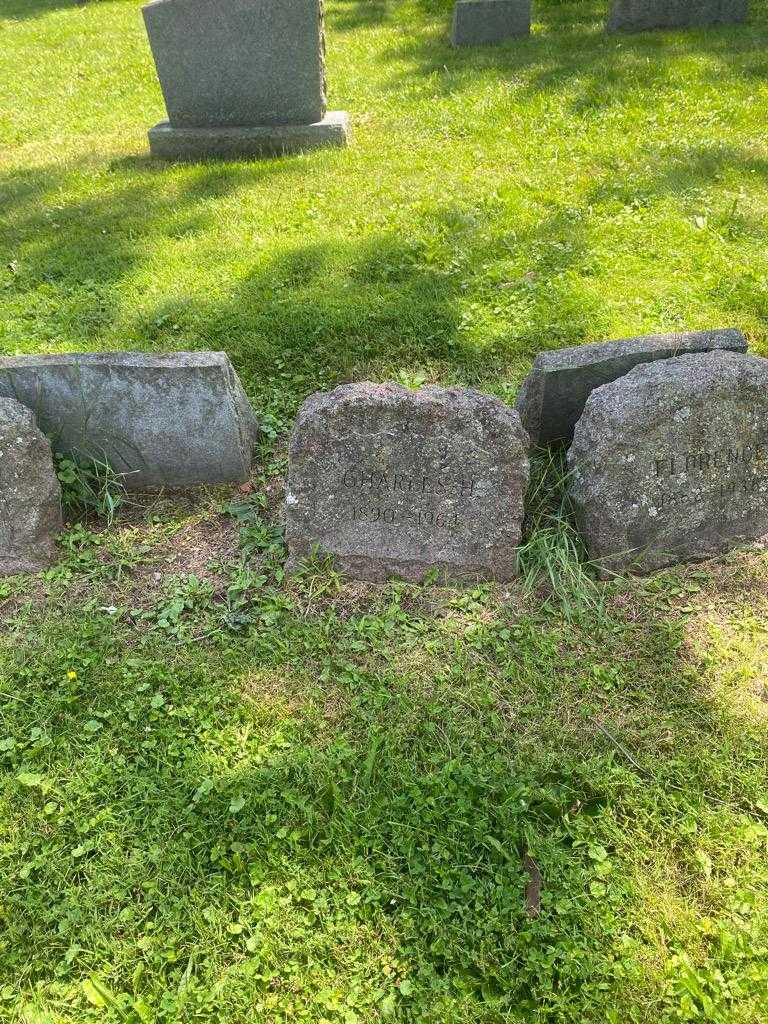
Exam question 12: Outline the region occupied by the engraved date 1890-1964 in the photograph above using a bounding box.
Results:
[348,504,462,529]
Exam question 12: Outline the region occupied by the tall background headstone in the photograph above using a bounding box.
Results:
[143,0,350,160]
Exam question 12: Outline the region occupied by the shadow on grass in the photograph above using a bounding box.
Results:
[2,555,768,1016]
[371,0,768,106]
[0,153,580,412]
[3,127,768,420]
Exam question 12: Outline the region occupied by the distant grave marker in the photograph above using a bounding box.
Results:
[568,351,768,575]
[0,399,61,576]
[286,383,530,582]
[607,0,748,33]
[451,0,531,46]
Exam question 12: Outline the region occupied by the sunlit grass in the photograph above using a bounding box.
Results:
[3,1,768,1021]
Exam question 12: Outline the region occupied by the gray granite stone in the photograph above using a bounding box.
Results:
[452,0,531,46]
[0,352,258,490]
[607,0,748,33]
[148,112,350,161]
[286,383,529,582]
[143,0,326,127]
[0,399,62,577]
[568,351,768,576]
[515,328,747,445]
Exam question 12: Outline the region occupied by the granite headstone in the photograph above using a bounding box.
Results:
[286,383,530,582]
[568,351,768,575]
[0,399,62,576]
[0,352,259,490]
[515,328,747,445]
[607,0,748,33]
[451,0,531,46]
[143,0,350,159]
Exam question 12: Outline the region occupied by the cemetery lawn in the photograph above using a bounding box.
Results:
[3,0,768,1021]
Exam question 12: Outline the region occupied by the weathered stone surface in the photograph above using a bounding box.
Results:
[148,112,350,161]
[0,352,258,490]
[451,0,531,46]
[0,399,62,576]
[286,383,529,582]
[607,0,748,33]
[568,351,768,576]
[516,328,747,445]
[143,0,326,127]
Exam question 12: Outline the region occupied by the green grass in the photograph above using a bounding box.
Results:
[3,1,768,1021]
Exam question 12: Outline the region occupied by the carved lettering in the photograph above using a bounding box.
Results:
[348,503,463,529]
[341,464,480,501]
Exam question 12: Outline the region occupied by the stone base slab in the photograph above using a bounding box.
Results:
[148,112,351,161]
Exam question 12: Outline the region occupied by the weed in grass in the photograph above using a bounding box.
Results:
[55,452,129,527]
[143,574,215,638]
[226,495,287,565]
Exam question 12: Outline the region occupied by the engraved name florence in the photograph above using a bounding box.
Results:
[649,440,768,512]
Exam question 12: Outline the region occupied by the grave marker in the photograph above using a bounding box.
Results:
[286,383,529,582]
[143,0,350,160]
[568,351,768,575]
[0,352,258,490]
[515,328,747,445]
[452,0,531,46]
[607,0,748,33]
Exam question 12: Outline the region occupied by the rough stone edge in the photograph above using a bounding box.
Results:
[515,328,748,444]
[222,359,260,480]
[288,380,527,448]
[526,328,747,373]
[148,113,351,162]
[0,350,234,370]
[0,398,62,577]
[513,369,545,450]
